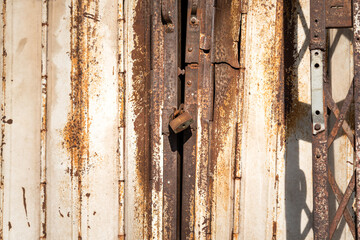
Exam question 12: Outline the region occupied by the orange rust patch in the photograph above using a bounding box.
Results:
[62,1,99,238]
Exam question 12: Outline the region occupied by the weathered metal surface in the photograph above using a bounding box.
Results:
[233,1,247,238]
[4,0,360,239]
[193,1,215,239]
[326,83,354,147]
[326,0,352,28]
[354,0,360,237]
[150,0,164,239]
[182,65,198,240]
[239,0,285,239]
[40,0,48,238]
[329,171,355,238]
[162,0,179,237]
[310,0,330,238]
[210,0,241,239]
[328,27,355,239]
[2,1,42,239]
[125,0,151,239]
[327,169,356,238]
[310,0,326,50]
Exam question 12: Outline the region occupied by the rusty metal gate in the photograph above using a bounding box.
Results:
[2,0,360,239]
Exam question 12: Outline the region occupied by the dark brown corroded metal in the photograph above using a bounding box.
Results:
[132,0,152,238]
[327,81,353,148]
[185,0,200,64]
[182,66,198,240]
[310,0,326,50]
[326,0,352,28]
[325,87,354,146]
[312,121,329,240]
[181,1,201,239]
[329,171,355,239]
[310,0,329,238]
[353,0,360,237]
[210,0,241,238]
[162,0,179,237]
[327,169,356,238]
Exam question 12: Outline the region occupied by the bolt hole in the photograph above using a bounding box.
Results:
[357,37,360,41]
[316,154,321,159]
[314,34,318,38]
[315,19,318,23]
[315,110,320,115]
[315,52,319,56]
[315,63,320,68]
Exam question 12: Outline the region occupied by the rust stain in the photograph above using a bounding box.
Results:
[21,187,30,227]
[132,0,151,236]
[59,209,64,218]
[272,221,277,239]
[62,0,100,238]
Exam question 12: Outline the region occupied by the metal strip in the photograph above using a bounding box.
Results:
[150,0,165,239]
[326,0,352,28]
[182,65,198,240]
[328,169,356,238]
[194,1,214,238]
[118,0,125,239]
[310,0,326,50]
[327,81,353,147]
[329,171,356,238]
[311,50,325,134]
[310,0,329,238]
[40,0,49,238]
[162,0,179,237]
[325,86,354,147]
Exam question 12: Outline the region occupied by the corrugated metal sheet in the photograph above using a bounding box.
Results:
[0,0,355,239]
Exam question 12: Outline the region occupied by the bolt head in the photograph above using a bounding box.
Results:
[314,123,321,131]
[190,17,197,24]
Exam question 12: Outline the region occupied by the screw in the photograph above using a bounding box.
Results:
[314,123,321,131]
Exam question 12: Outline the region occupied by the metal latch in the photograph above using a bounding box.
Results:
[169,104,194,134]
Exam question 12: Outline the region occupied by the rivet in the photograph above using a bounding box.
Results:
[314,123,321,131]
[188,47,193,52]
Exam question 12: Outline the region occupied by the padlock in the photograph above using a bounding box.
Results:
[169,104,194,134]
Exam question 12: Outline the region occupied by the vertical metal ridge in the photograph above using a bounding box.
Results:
[150,0,164,239]
[271,0,285,238]
[194,1,214,238]
[233,6,247,239]
[67,0,97,238]
[40,0,49,238]
[310,0,329,238]
[0,1,6,239]
[353,0,360,237]
[233,7,248,237]
[162,0,179,238]
[117,0,125,239]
